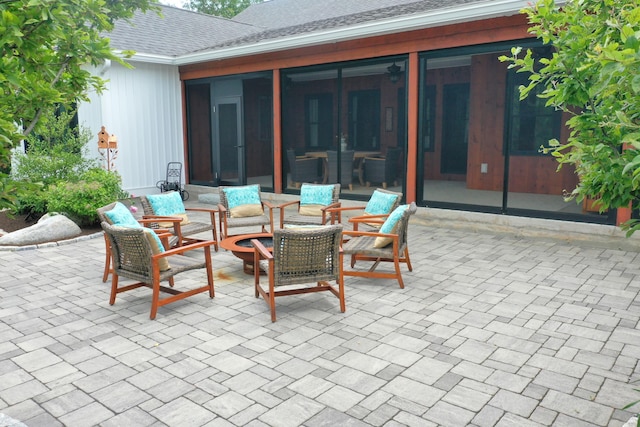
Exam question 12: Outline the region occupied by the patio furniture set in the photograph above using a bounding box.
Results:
[97,184,415,322]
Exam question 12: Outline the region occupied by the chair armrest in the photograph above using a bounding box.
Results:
[184,208,218,212]
[185,207,217,213]
[326,205,367,213]
[343,230,398,239]
[139,216,183,228]
[185,207,217,223]
[320,202,341,224]
[349,213,388,224]
[251,239,272,260]
[348,214,386,231]
[154,239,217,257]
[321,202,341,212]
[262,201,276,210]
[278,200,301,209]
[325,205,367,224]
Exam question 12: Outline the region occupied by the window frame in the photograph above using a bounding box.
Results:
[504,62,562,156]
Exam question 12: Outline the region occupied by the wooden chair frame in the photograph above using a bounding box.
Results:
[140,192,218,249]
[279,183,341,228]
[218,185,275,240]
[252,225,345,322]
[97,202,180,283]
[102,222,215,319]
[342,202,416,288]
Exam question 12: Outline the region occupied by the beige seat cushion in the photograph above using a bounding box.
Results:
[299,204,324,216]
[230,203,264,218]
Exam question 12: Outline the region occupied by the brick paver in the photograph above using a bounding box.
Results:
[1,204,639,426]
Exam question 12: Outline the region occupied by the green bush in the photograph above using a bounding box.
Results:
[47,168,129,226]
[12,109,98,217]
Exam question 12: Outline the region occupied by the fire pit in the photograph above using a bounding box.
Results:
[220,233,273,275]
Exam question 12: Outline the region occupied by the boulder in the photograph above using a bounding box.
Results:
[0,213,81,246]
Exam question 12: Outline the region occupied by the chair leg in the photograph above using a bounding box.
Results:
[205,246,215,298]
[404,247,413,272]
[394,255,405,289]
[102,235,111,283]
[269,281,277,323]
[109,274,119,305]
[150,271,161,320]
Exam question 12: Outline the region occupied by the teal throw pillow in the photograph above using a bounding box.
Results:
[365,190,399,215]
[374,204,408,248]
[224,185,261,209]
[380,204,408,234]
[105,202,141,228]
[147,192,186,215]
[300,184,334,206]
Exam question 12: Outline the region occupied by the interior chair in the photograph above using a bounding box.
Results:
[327,150,355,191]
[342,202,417,288]
[140,191,218,249]
[98,201,178,283]
[287,149,322,188]
[327,188,402,231]
[364,147,402,189]
[218,184,275,240]
[252,224,345,322]
[101,221,215,319]
[279,183,341,228]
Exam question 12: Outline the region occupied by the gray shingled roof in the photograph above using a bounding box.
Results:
[209,0,484,51]
[234,0,442,29]
[108,0,510,58]
[107,4,261,57]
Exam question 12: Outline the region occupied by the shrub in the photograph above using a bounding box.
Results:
[47,168,129,226]
[12,109,98,217]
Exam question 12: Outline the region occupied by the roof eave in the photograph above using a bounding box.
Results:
[125,0,552,66]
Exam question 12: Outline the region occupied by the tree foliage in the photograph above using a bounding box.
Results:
[500,0,640,233]
[183,0,261,18]
[0,0,158,182]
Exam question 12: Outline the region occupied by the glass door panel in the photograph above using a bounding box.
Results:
[215,97,243,185]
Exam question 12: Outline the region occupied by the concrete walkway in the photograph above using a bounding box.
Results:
[1,205,639,426]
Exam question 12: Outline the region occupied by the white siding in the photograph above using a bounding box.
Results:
[78,61,184,195]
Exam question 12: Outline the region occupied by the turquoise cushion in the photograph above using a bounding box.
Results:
[105,202,141,228]
[147,192,185,215]
[380,204,408,234]
[300,184,334,206]
[224,185,261,209]
[365,190,398,215]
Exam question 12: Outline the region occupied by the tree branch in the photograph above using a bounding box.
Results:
[22,56,73,138]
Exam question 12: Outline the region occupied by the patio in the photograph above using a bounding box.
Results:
[0,201,639,426]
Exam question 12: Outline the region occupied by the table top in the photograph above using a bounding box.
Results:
[305,151,380,159]
[220,232,273,253]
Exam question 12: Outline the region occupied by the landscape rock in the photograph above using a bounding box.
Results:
[0,214,81,246]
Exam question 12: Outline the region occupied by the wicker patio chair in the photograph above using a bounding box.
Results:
[342,202,416,288]
[102,221,215,320]
[327,150,355,190]
[364,147,402,189]
[287,149,322,188]
[279,183,341,228]
[218,184,275,239]
[252,224,345,322]
[327,188,402,231]
[97,201,177,283]
[140,191,218,249]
